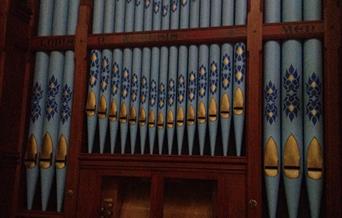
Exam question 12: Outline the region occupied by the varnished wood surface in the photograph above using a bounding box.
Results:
[0,0,340,217]
[29,21,324,51]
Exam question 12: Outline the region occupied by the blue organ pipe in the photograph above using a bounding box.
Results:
[56,0,80,212]
[98,0,115,153]
[120,0,135,153]
[129,0,145,153]
[87,0,104,153]
[187,0,199,155]
[197,0,210,155]
[208,0,221,156]
[167,0,179,154]
[25,0,54,210]
[233,0,247,156]
[264,1,281,218]
[139,0,153,154]
[176,0,189,155]
[282,1,303,217]
[149,0,162,154]
[220,0,234,156]
[157,0,170,154]
[40,0,68,211]
[110,0,125,153]
[304,1,323,217]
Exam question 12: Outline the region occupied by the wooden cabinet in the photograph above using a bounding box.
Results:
[0,0,341,217]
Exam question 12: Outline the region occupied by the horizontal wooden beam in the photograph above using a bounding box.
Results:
[87,26,247,49]
[29,21,323,51]
[78,154,247,173]
[30,35,75,51]
[263,21,324,40]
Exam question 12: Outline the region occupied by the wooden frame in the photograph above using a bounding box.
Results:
[0,0,340,217]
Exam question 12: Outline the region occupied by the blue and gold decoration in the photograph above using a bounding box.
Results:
[208,0,221,156]
[186,0,199,155]
[148,0,161,154]
[233,42,246,156]
[25,0,54,210]
[176,0,189,155]
[110,0,125,153]
[129,0,144,153]
[87,0,104,154]
[98,0,115,154]
[220,0,234,156]
[139,0,153,154]
[56,0,80,211]
[304,1,323,217]
[197,0,210,155]
[120,0,135,153]
[220,47,233,156]
[282,1,303,217]
[157,1,170,154]
[264,1,281,217]
[167,0,179,154]
[41,0,68,211]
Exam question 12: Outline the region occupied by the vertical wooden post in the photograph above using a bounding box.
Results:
[150,174,164,218]
[246,0,263,217]
[64,1,91,217]
[323,0,341,217]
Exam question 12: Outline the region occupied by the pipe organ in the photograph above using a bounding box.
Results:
[1,0,337,216]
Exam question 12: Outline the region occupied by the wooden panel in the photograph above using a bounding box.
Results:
[225,174,247,217]
[323,0,342,217]
[246,0,263,217]
[263,21,324,40]
[64,2,91,217]
[76,170,101,218]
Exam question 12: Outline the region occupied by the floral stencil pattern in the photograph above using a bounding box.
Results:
[187,71,196,102]
[150,79,157,106]
[306,73,322,125]
[177,74,186,104]
[140,76,148,104]
[234,43,246,84]
[158,83,166,109]
[209,62,218,95]
[162,3,169,16]
[181,0,187,7]
[89,50,101,88]
[171,0,178,12]
[111,62,120,96]
[264,81,278,125]
[60,84,73,124]
[30,82,43,122]
[168,79,176,106]
[46,75,60,121]
[283,65,301,122]
[145,0,151,8]
[131,73,139,102]
[198,65,207,98]
[100,56,110,92]
[121,68,130,99]
[221,54,232,90]
[153,0,160,13]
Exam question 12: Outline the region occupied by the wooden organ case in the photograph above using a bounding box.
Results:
[0,0,341,218]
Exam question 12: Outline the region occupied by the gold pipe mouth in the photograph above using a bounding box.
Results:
[109,113,117,121]
[86,108,96,116]
[148,111,155,128]
[187,118,195,125]
[208,114,217,121]
[40,133,53,169]
[24,135,38,169]
[220,111,230,118]
[233,106,244,115]
[139,108,146,126]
